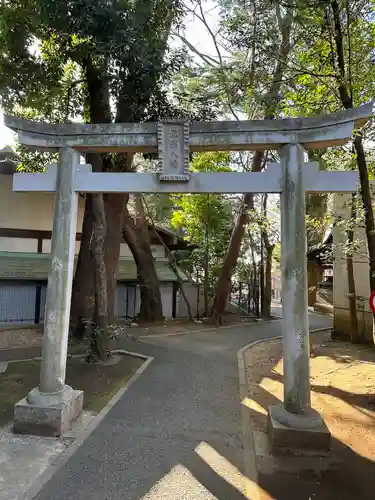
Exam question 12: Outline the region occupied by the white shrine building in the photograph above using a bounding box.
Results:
[0,153,198,325]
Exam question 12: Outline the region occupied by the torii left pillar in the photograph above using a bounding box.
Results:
[14,148,84,436]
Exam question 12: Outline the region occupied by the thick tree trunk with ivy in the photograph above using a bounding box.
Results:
[104,193,127,323]
[90,192,110,361]
[70,195,95,336]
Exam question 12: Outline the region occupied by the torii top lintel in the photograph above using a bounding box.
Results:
[4,103,373,153]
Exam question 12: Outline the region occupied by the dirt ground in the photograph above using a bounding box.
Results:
[0,353,142,427]
[0,326,43,350]
[123,312,257,337]
[0,312,257,350]
[245,331,375,500]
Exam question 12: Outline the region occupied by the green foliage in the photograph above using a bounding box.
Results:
[171,152,233,288]
[15,146,58,172]
[0,0,218,175]
[0,0,188,121]
[278,0,375,157]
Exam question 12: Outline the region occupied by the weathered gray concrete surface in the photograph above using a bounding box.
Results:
[280,143,310,414]
[13,148,83,437]
[0,424,70,500]
[14,164,359,195]
[5,103,373,152]
[37,147,80,396]
[32,313,331,500]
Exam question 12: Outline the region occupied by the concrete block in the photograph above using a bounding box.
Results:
[14,390,83,437]
[267,404,331,454]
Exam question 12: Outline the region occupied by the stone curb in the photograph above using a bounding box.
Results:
[237,327,332,499]
[21,349,153,500]
[237,342,261,500]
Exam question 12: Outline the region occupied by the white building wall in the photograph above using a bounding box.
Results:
[160,283,174,318]
[176,283,205,318]
[119,244,165,259]
[0,175,85,231]
[0,237,38,253]
[0,174,181,322]
[42,239,81,255]
[0,175,166,259]
[333,193,372,340]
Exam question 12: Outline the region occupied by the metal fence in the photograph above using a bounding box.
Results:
[0,280,139,325]
[230,272,261,318]
[0,280,47,325]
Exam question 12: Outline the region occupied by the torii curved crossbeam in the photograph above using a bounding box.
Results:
[4,102,373,152]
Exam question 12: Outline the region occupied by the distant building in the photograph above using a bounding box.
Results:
[307,229,333,314]
[0,167,202,325]
[333,193,373,342]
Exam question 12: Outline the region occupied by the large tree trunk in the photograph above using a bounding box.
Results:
[104,194,126,323]
[104,153,133,323]
[263,243,274,318]
[261,194,274,318]
[90,192,110,361]
[212,158,262,322]
[122,200,163,322]
[260,230,265,316]
[71,57,111,340]
[203,223,210,317]
[71,53,162,325]
[212,192,253,323]
[70,195,95,335]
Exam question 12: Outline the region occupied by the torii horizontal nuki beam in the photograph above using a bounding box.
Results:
[4,102,373,152]
[13,163,359,194]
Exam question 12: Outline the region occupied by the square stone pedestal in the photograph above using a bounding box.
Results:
[14,390,83,437]
[268,404,331,454]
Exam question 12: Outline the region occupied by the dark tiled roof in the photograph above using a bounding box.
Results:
[0,252,189,282]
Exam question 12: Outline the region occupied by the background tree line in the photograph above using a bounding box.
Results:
[0,0,374,358]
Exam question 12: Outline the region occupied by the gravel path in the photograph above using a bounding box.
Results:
[32,312,331,500]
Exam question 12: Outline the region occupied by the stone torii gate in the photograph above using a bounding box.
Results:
[5,104,373,448]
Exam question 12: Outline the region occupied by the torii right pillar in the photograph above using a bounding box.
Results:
[267,132,363,452]
[268,143,332,451]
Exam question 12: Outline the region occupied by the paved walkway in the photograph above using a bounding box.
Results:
[33,313,331,500]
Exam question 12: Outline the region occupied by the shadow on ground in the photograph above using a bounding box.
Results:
[245,334,375,500]
[15,316,333,500]
[33,339,253,500]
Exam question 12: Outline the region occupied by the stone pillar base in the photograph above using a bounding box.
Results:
[267,404,331,453]
[14,386,83,437]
